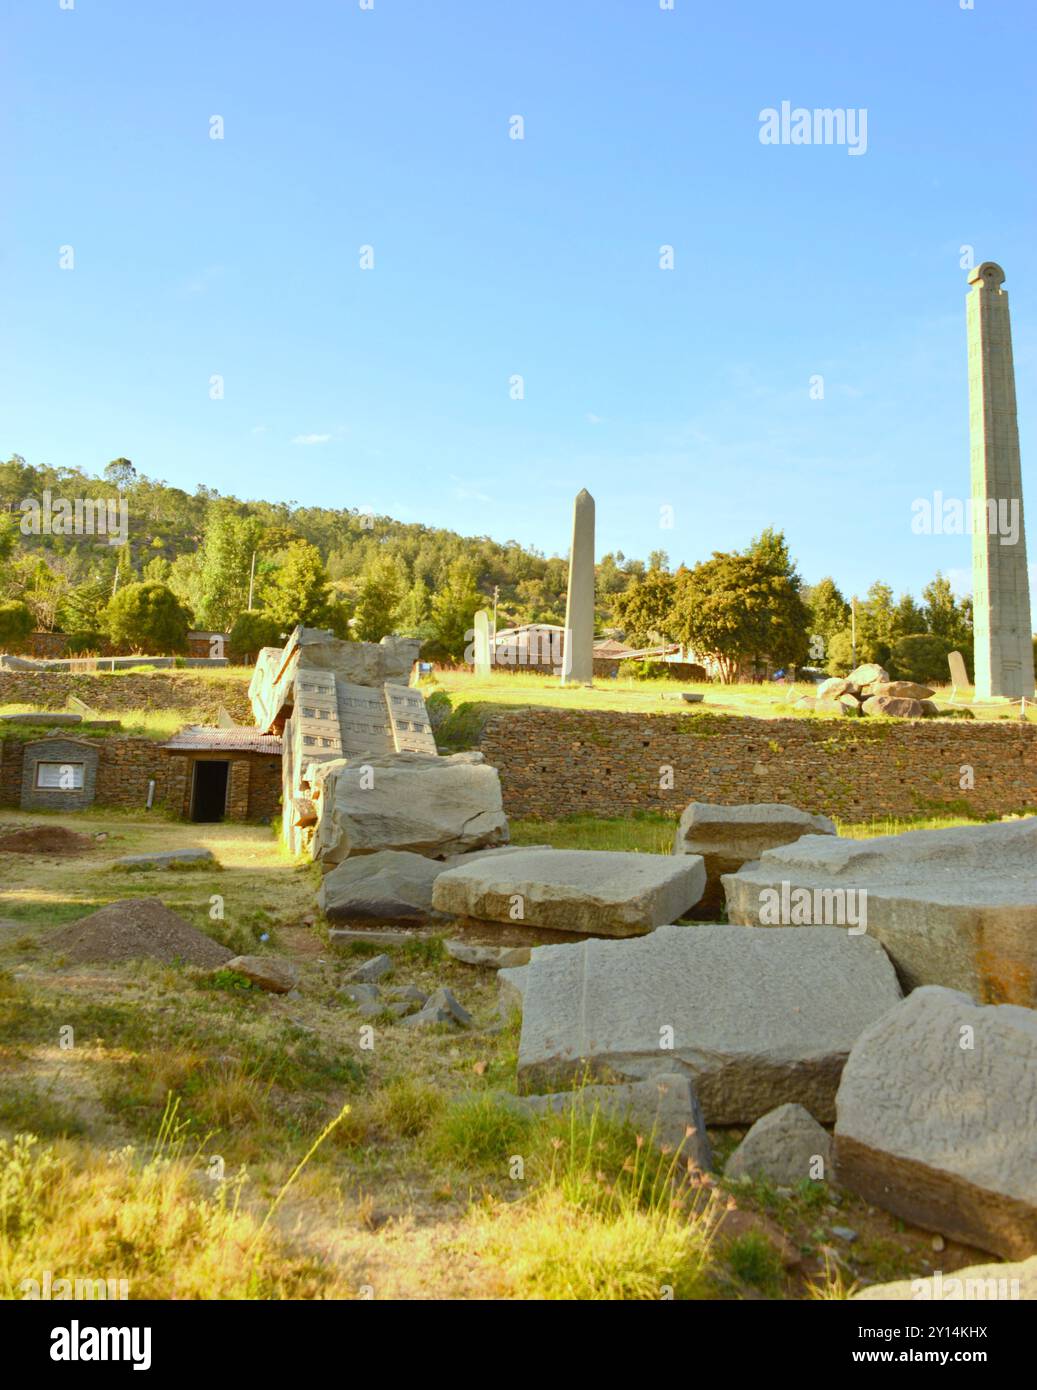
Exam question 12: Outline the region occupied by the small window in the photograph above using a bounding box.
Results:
[35,761,85,790]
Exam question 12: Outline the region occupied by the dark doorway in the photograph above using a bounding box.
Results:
[191,760,229,822]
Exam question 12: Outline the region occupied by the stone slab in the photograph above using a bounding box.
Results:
[723,817,1037,1005]
[725,1102,832,1186]
[516,923,902,1122]
[432,848,705,937]
[113,848,215,869]
[672,802,835,914]
[834,985,1037,1260]
[853,1256,1037,1301]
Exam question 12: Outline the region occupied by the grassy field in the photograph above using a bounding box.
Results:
[428,668,1037,727]
[0,805,1003,1301]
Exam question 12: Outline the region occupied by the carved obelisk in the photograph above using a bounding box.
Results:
[966,262,1035,699]
[562,488,595,685]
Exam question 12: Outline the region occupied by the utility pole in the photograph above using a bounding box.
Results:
[492,584,500,640]
[247,551,257,610]
[851,596,857,668]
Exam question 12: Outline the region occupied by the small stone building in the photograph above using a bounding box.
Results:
[160,727,282,823]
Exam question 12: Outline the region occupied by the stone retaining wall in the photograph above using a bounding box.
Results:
[0,672,253,723]
[478,708,1037,822]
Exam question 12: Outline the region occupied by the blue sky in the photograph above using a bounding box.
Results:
[2,0,1035,605]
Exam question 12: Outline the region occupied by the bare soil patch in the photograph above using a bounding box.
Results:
[48,897,233,968]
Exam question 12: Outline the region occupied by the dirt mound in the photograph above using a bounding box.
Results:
[0,824,95,856]
[49,898,233,968]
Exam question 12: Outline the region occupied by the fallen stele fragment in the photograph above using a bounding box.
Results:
[516,923,902,1122]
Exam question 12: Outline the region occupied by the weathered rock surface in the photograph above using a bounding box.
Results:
[672,802,836,913]
[432,848,704,937]
[834,986,1037,1259]
[516,924,901,1121]
[446,940,532,968]
[723,817,1037,1004]
[225,954,298,993]
[313,751,509,867]
[400,985,473,1030]
[853,1255,1037,1301]
[319,850,443,922]
[847,663,890,690]
[498,964,528,1018]
[725,1103,832,1186]
[816,678,854,701]
[514,1074,712,1165]
[345,953,393,984]
[861,694,925,718]
[868,681,935,701]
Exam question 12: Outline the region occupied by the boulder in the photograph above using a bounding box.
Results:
[847,663,890,690]
[853,1255,1037,1301]
[861,694,925,718]
[346,953,393,984]
[920,699,940,716]
[312,751,509,867]
[834,986,1037,1259]
[867,681,935,701]
[319,850,442,923]
[224,954,298,994]
[722,817,1037,1004]
[816,678,853,701]
[725,1103,832,1186]
[432,848,705,937]
[672,802,836,914]
[815,697,858,717]
[514,1074,712,1166]
[400,985,473,1030]
[516,924,902,1122]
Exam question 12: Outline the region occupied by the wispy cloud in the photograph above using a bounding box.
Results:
[586,412,603,425]
[291,433,332,445]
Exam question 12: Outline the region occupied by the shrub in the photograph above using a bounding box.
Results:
[618,659,672,681]
[889,632,953,684]
[104,582,191,654]
[0,600,34,648]
[228,609,282,663]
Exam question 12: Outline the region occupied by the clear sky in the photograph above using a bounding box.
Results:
[2,0,1035,605]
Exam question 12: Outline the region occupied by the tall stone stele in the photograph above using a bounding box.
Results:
[966,261,1036,699]
[562,488,595,685]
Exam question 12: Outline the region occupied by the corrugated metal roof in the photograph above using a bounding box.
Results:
[162,726,283,754]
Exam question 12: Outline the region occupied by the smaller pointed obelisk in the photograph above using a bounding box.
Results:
[562,488,595,685]
[966,261,1035,699]
[473,608,492,678]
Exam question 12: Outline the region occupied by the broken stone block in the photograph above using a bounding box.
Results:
[224,955,298,994]
[724,1103,832,1186]
[834,985,1037,1260]
[672,802,835,914]
[861,694,925,718]
[345,953,393,984]
[313,752,508,867]
[723,817,1037,1005]
[432,848,704,937]
[514,1074,712,1166]
[516,924,901,1122]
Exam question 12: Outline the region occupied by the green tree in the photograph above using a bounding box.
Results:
[428,559,481,662]
[611,569,676,647]
[353,555,404,641]
[263,540,332,630]
[196,503,265,630]
[671,551,810,682]
[890,632,953,684]
[0,599,34,647]
[104,582,192,653]
[228,609,282,663]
